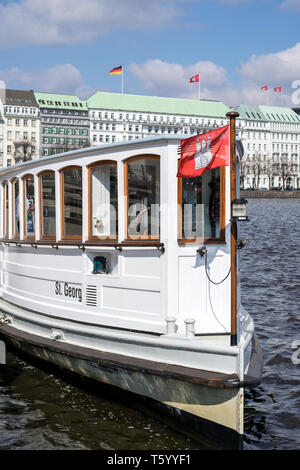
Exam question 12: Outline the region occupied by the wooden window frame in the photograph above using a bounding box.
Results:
[22,173,35,240]
[2,181,9,239]
[59,165,82,241]
[10,177,20,240]
[38,170,56,241]
[178,166,226,245]
[87,160,118,242]
[124,154,160,241]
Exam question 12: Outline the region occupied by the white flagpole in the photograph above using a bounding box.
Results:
[198,72,201,100]
[122,66,124,94]
[265,87,270,106]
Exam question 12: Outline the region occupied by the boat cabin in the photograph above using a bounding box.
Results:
[0,136,240,339]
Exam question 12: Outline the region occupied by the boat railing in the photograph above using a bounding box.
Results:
[0,239,165,253]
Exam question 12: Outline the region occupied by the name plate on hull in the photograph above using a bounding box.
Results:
[55,282,82,303]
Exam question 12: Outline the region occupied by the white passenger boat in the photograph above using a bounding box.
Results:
[0,112,262,449]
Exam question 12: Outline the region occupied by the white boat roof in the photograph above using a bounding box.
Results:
[0,135,184,177]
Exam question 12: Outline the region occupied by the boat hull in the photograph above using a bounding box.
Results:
[0,322,245,450]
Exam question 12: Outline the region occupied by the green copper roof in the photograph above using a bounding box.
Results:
[260,105,300,123]
[235,104,300,123]
[34,92,88,110]
[86,92,230,118]
[235,104,266,121]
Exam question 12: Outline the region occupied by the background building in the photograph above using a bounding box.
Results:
[86,92,231,145]
[236,105,300,189]
[0,89,40,167]
[0,87,300,190]
[35,92,89,157]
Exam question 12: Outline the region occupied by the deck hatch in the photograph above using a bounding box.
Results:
[85,285,98,307]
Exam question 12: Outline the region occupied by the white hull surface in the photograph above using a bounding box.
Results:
[0,295,262,450]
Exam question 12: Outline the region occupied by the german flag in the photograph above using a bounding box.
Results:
[109,65,123,75]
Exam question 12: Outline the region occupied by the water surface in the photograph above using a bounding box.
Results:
[241,199,300,450]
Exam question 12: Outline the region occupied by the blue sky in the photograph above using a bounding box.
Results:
[1,0,300,107]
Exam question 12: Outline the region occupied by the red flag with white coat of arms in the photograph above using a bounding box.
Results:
[177,125,230,178]
[189,73,200,83]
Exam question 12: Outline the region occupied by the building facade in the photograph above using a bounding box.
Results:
[86,92,231,145]
[34,92,89,157]
[0,89,40,167]
[0,112,4,167]
[0,87,300,190]
[236,105,300,189]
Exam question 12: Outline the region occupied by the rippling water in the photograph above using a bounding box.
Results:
[0,356,199,450]
[241,199,300,450]
[0,198,299,450]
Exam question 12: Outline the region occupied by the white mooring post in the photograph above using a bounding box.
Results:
[0,340,6,364]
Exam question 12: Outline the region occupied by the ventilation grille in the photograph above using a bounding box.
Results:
[85,285,98,307]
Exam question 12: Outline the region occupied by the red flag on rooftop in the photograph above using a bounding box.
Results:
[177,125,230,178]
[261,85,268,91]
[274,86,282,92]
[189,73,200,83]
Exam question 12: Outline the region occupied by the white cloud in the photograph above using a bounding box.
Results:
[129,54,296,107]
[130,59,228,99]
[1,44,299,108]
[0,0,183,47]
[0,63,85,96]
[236,42,300,106]
[238,43,300,84]
[280,0,300,10]
[219,86,292,107]
[235,43,300,105]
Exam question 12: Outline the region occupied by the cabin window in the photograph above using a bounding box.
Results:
[23,175,35,238]
[61,166,82,239]
[125,156,160,240]
[2,182,9,238]
[88,161,118,240]
[39,171,56,239]
[11,178,20,239]
[178,167,225,242]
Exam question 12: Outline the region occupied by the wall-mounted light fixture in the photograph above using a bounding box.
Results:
[93,256,107,274]
[231,198,249,222]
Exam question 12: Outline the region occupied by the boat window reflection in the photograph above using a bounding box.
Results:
[126,156,160,240]
[61,167,82,238]
[12,178,20,239]
[89,162,118,240]
[40,172,56,239]
[180,167,221,240]
[2,182,9,238]
[23,175,35,238]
